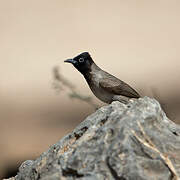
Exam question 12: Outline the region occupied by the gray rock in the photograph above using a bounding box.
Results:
[10,97,180,180]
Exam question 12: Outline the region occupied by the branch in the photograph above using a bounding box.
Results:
[52,66,98,109]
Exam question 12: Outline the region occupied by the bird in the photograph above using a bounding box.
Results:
[64,52,140,104]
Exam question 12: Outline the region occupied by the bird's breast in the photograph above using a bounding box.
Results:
[85,72,113,103]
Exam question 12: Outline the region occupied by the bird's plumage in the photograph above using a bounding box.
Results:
[64,52,140,104]
[99,73,140,98]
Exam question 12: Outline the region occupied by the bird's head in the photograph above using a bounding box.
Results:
[64,52,94,74]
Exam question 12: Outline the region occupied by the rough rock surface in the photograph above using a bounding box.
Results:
[9,97,180,180]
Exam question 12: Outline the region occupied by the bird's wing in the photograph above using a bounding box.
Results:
[99,73,140,98]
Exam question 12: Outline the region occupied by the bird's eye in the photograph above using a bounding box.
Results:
[79,58,84,63]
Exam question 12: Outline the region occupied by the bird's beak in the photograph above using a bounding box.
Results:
[64,59,76,64]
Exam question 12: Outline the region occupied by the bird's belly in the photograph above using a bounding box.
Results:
[89,84,113,103]
[86,72,113,103]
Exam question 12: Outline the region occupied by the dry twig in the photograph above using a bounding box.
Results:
[52,66,98,109]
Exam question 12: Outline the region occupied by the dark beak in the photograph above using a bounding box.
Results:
[64,59,76,64]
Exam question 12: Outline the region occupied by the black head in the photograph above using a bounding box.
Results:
[64,52,94,74]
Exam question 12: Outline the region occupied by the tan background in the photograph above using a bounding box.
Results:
[1,0,180,178]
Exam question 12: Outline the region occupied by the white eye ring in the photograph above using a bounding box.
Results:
[79,57,84,63]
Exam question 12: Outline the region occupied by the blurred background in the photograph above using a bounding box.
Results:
[1,0,180,178]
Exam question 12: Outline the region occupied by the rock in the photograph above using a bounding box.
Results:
[8,97,180,180]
